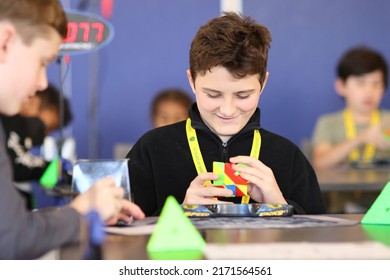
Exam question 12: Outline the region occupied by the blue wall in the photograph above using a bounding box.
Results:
[245,0,390,146]
[49,0,390,159]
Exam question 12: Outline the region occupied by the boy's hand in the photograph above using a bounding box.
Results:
[70,177,145,224]
[183,172,233,205]
[358,124,390,151]
[105,199,145,225]
[229,156,287,204]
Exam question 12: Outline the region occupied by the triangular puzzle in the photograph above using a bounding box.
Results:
[39,158,60,189]
[362,224,390,247]
[361,181,390,225]
[146,196,205,259]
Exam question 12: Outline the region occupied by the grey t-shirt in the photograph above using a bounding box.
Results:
[312,110,390,163]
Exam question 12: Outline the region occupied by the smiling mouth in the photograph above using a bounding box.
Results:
[363,101,374,106]
[217,115,237,121]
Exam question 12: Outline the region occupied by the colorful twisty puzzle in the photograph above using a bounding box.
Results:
[212,161,248,197]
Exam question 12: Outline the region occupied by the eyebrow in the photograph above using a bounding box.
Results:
[202,87,256,94]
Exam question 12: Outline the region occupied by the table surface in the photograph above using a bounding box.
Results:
[60,214,390,260]
[315,165,390,192]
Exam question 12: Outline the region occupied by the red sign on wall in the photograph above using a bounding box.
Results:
[59,11,115,55]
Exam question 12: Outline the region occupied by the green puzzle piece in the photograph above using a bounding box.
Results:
[362,224,390,247]
[147,196,206,259]
[39,157,60,189]
[213,162,225,186]
[361,181,390,225]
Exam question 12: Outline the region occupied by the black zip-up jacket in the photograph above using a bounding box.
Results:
[128,104,326,216]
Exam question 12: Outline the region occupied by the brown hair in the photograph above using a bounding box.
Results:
[189,12,271,88]
[151,88,193,119]
[0,0,67,44]
[36,84,73,127]
[337,46,388,89]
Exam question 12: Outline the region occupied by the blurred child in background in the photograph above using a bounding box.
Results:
[150,88,193,128]
[312,46,390,213]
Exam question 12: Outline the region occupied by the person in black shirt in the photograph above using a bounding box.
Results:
[1,84,73,182]
[1,84,73,209]
[128,12,326,216]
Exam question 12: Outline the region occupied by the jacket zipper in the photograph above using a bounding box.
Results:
[221,142,228,162]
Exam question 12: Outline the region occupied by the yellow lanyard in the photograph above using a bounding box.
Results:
[343,109,380,162]
[186,118,261,204]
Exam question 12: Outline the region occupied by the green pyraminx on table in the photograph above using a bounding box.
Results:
[39,157,60,189]
[361,181,390,225]
[146,196,205,259]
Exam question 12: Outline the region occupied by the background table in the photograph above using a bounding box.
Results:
[315,166,390,213]
[315,166,390,192]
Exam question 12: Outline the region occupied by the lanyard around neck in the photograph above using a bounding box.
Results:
[343,109,380,162]
[186,118,261,204]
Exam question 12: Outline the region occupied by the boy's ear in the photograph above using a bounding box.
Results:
[335,78,346,97]
[259,72,270,95]
[0,23,16,63]
[186,69,196,95]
